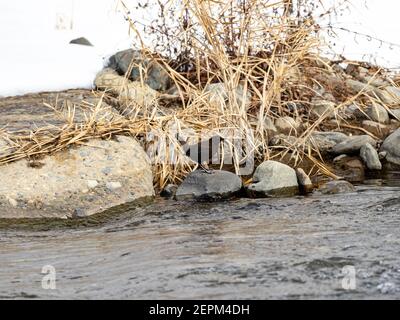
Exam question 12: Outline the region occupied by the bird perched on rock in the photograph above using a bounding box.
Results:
[180,135,224,173]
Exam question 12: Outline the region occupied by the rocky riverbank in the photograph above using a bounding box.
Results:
[1,49,400,219]
[0,90,154,218]
[0,136,154,219]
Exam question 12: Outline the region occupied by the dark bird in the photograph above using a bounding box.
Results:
[180,135,224,173]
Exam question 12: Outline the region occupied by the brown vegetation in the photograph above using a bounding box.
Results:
[1,0,399,190]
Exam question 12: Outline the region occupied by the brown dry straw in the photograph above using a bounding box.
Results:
[1,0,399,190]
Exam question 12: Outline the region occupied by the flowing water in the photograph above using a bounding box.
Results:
[1,181,400,299]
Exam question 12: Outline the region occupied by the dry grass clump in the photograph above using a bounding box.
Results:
[1,0,399,190]
[0,97,137,164]
[114,0,360,186]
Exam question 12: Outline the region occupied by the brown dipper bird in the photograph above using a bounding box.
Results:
[181,135,224,172]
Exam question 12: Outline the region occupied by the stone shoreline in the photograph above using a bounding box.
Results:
[0,135,154,219]
[2,50,400,219]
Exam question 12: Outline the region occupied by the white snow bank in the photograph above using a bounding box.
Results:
[1,0,400,98]
[0,42,105,97]
[0,0,131,98]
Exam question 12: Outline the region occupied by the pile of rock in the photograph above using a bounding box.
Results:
[97,49,253,112]
[108,49,172,91]
[171,160,317,201]
[171,157,363,201]
[3,49,400,220]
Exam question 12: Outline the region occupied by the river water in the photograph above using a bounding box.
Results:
[1,182,400,299]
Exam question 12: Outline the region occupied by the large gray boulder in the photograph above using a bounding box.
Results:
[175,170,242,201]
[331,135,377,155]
[0,136,154,219]
[380,128,400,167]
[108,49,171,91]
[0,89,123,134]
[247,161,299,197]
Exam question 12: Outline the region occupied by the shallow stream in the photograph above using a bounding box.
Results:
[1,180,400,299]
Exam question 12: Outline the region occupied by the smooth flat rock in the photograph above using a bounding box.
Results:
[175,170,242,201]
[69,37,93,46]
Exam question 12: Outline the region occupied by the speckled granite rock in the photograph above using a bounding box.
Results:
[0,136,154,219]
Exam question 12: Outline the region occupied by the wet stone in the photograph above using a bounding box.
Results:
[319,180,355,195]
[360,143,382,171]
[247,161,299,197]
[175,170,242,201]
[296,168,313,194]
[160,184,178,199]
